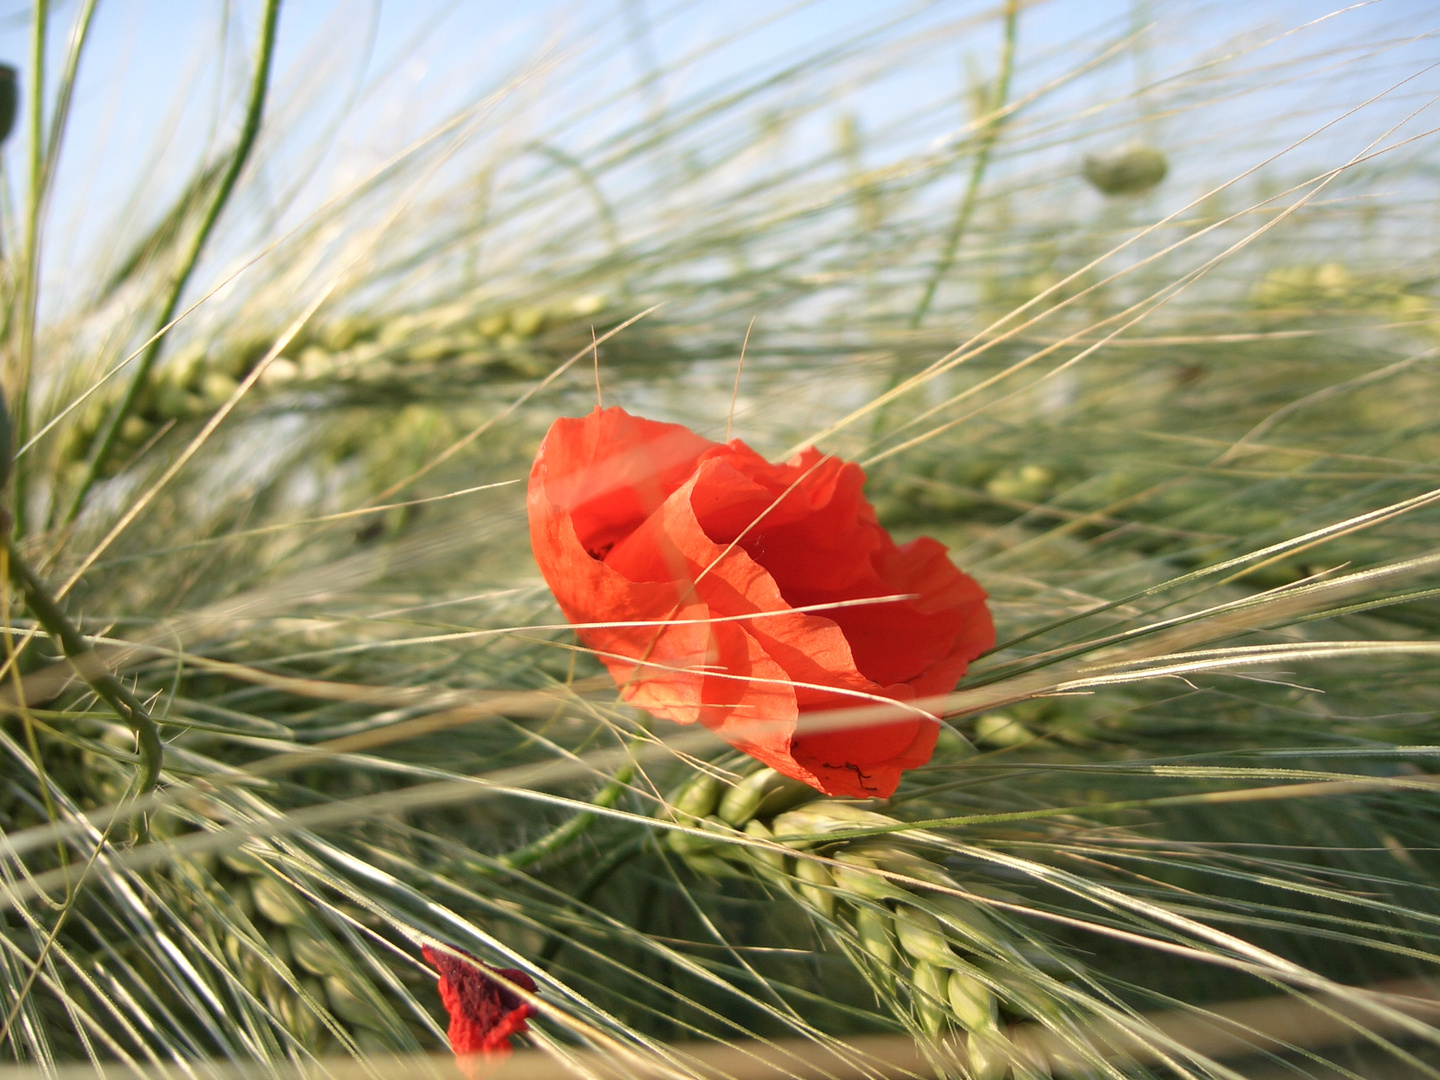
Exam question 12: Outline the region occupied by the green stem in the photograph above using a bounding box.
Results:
[3,537,161,796]
[62,0,282,525]
[10,0,49,536]
[910,0,1020,330]
[13,0,100,531]
[42,0,98,202]
[499,763,635,870]
[537,833,647,968]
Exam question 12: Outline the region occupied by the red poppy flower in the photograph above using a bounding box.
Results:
[422,944,536,1059]
[527,406,994,799]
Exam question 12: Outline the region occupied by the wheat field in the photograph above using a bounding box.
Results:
[0,2,1437,1078]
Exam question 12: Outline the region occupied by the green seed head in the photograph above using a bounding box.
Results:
[851,844,952,886]
[855,903,897,970]
[665,814,729,856]
[323,974,387,1032]
[250,876,308,927]
[966,1031,1013,1080]
[831,853,908,901]
[0,385,12,493]
[927,894,1003,950]
[974,712,1033,748]
[510,307,547,337]
[288,927,349,980]
[717,768,781,825]
[681,852,748,879]
[947,970,999,1033]
[909,960,948,1036]
[894,905,956,967]
[771,801,896,843]
[792,856,836,918]
[671,770,723,820]
[742,818,788,872]
[717,767,817,825]
[1082,142,1168,196]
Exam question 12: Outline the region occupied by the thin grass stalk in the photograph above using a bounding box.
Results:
[910,0,1021,330]
[62,0,283,527]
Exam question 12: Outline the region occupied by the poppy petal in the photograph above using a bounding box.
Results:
[527,407,996,798]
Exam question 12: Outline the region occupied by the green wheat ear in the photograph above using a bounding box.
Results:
[663,765,1101,1075]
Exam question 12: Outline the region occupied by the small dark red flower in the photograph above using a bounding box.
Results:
[422,944,536,1059]
[527,407,995,799]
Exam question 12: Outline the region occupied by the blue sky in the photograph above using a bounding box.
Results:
[0,1,1435,312]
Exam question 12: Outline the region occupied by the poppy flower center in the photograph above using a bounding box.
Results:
[688,446,960,688]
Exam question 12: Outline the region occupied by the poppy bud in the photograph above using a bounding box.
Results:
[1082,142,1168,196]
[0,65,16,146]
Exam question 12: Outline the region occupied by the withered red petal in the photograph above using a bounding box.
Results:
[422,945,536,1058]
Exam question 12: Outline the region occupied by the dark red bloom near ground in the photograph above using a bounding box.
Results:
[422,944,536,1058]
[527,406,995,799]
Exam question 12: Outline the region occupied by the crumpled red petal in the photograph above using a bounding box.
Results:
[528,406,995,798]
[422,944,536,1059]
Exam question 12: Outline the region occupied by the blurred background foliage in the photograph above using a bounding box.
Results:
[0,0,1437,1077]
